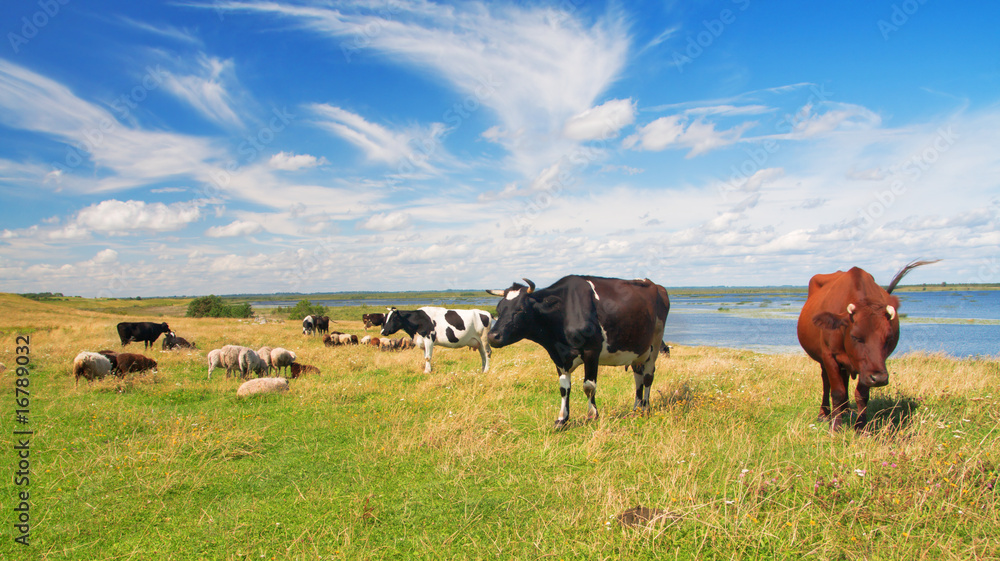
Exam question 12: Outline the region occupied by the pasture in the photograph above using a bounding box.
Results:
[1,293,998,560]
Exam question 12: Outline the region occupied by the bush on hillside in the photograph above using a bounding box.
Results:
[186,295,254,318]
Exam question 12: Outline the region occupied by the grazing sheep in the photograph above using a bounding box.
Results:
[269,347,296,376]
[207,349,224,379]
[220,345,249,378]
[323,334,336,347]
[162,332,196,351]
[237,377,289,397]
[114,353,157,376]
[368,337,381,347]
[257,346,273,375]
[73,351,113,386]
[238,348,267,378]
[338,333,355,345]
[360,335,371,345]
[289,362,320,379]
[97,350,119,374]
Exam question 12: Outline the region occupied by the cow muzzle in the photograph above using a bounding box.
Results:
[486,332,504,348]
[864,371,890,388]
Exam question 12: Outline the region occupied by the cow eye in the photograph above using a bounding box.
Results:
[851,335,864,344]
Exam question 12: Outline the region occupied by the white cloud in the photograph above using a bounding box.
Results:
[162,54,244,128]
[75,199,202,234]
[363,211,412,231]
[214,1,631,180]
[562,98,636,141]
[310,104,444,172]
[0,59,226,193]
[205,219,263,237]
[268,151,325,171]
[624,115,754,157]
[91,248,119,264]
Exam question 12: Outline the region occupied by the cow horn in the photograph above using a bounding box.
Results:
[522,278,535,293]
[887,305,896,320]
[847,303,856,316]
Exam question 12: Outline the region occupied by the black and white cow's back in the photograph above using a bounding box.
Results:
[380,306,493,373]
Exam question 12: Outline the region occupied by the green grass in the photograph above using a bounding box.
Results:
[1,293,998,559]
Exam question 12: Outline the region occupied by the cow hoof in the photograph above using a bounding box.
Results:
[554,419,568,430]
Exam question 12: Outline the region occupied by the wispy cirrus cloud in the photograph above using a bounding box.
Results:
[207,1,631,179]
[162,54,245,128]
[309,103,445,172]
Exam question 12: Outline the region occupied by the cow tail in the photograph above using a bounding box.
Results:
[885,259,941,294]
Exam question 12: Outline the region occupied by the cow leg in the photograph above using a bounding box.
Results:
[556,368,571,428]
[582,355,600,421]
[821,355,849,431]
[854,384,872,431]
[819,370,831,421]
[422,339,434,373]
[477,341,490,373]
[632,350,657,411]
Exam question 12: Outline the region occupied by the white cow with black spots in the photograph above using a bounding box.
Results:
[380,306,493,373]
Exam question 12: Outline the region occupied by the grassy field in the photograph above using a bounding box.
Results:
[1,293,998,560]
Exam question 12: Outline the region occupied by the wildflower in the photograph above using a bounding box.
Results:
[854,469,866,477]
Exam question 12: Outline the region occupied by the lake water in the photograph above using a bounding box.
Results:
[254,290,1000,358]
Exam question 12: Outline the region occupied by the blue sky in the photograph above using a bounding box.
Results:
[1,1,998,297]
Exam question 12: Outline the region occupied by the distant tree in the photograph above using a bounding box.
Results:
[287,299,328,320]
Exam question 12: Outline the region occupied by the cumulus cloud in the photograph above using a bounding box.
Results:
[363,211,411,231]
[563,98,636,141]
[91,248,119,264]
[205,219,263,237]
[624,115,754,157]
[75,199,202,234]
[268,151,325,171]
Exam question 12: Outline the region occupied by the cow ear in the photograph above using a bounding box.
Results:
[812,311,850,331]
[536,295,562,315]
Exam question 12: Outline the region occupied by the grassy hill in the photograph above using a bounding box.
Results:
[1,294,998,559]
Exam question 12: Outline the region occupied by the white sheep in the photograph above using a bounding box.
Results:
[237,377,289,397]
[257,346,273,375]
[360,335,371,345]
[269,347,296,376]
[239,348,267,378]
[73,351,112,386]
[220,345,249,378]
[207,349,224,379]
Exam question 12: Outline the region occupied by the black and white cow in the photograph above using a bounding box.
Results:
[380,307,493,373]
[302,315,315,335]
[487,276,670,428]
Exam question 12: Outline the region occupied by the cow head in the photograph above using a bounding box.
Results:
[380,308,401,337]
[487,278,560,348]
[812,297,900,388]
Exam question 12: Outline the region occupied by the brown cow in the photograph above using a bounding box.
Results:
[797,260,938,431]
[362,313,385,330]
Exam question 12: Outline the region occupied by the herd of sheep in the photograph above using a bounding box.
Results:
[70,321,370,392]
